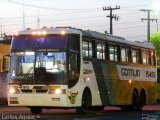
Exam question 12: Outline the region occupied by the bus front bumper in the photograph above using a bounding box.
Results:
[8,94,69,107]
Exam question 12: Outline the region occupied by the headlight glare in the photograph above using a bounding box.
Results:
[9,88,15,94]
[9,87,20,94]
[55,89,61,94]
[48,89,66,94]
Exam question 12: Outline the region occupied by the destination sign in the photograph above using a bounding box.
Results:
[116,65,156,82]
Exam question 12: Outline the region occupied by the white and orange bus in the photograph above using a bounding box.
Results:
[6,27,156,114]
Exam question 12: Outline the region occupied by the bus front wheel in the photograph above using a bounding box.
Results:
[30,107,42,114]
[76,89,92,113]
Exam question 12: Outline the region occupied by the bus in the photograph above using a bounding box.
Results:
[6,27,156,114]
[0,40,10,103]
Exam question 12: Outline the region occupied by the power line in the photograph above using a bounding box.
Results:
[3,0,151,11]
[122,4,152,10]
[115,25,146,30]
[79,21,143,28]
[1,10,140,21]
[2,16,143,27]
[1,0,153,21]
[3,16,158,29]
[2,0,100,11]
[0,3,153,21]
[1,10,104,21]
[4,0,151,11]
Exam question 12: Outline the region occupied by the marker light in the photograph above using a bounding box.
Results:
[37,31,41,35]
[32,31,47,36]
[14,32,19,36]
[129,80,132,84]
[32,32,36,35]
[61,31,66,35]
[42,31,47,35]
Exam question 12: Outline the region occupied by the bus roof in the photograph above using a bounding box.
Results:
[81,30,155,49]
[16,27,155,49]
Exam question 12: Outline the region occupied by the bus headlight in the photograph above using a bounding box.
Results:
[8,88,20,94]
[9,88,15,94]
[55,89,61,94]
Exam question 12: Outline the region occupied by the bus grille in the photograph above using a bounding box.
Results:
[21,89,48,93]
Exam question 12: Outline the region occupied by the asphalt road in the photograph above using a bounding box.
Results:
[0,104,159,120]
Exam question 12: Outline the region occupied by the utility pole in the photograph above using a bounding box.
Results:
[37,8,40,29]
[103,5,120,35]
[156,19,158,33]
[141,9,157,42]
[23,4,25,30]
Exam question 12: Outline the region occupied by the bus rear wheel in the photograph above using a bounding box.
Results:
[131,91,143,111]
[121,90,143,111]
[30,107,42,114]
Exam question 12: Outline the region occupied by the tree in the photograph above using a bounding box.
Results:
[0,33,12,44]
[150,32,160,65]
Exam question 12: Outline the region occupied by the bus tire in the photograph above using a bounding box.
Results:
[76,89,92,114]
[30,107,42,114]
[138,89,146,110]
[140,89,146,105]
[131,90,142,111]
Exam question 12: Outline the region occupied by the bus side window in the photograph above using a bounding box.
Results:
[142,49,150,65]
[96,42,105,60]
[132,48,140,64]
[109,45,118,61]
[121,47,129,63]
[82,41,88,57]
[82,41,93,58]
[150,50,155,66]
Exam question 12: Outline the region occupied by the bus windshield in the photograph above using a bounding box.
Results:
[10,51,67,84]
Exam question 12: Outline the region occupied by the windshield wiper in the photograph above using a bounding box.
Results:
[24,67,33,79]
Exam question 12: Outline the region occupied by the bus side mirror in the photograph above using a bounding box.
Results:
[2,55,10,72]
